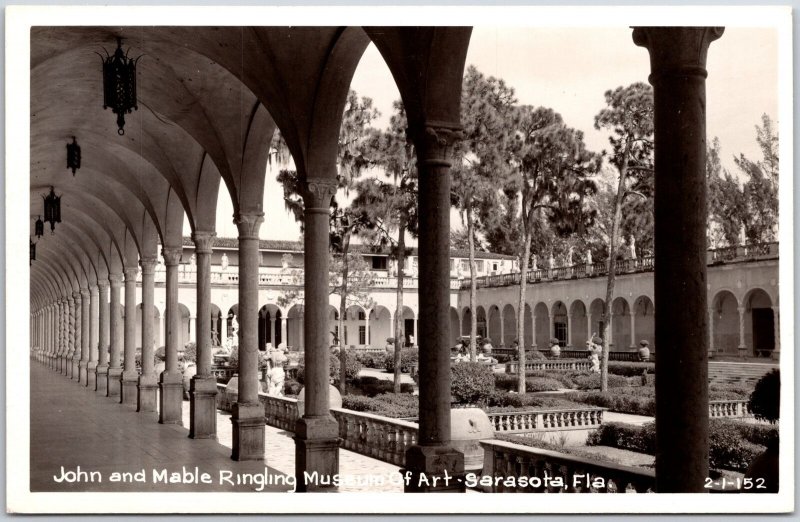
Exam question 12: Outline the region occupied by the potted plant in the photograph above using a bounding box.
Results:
[638,340,651,362]
[549,338,561,358]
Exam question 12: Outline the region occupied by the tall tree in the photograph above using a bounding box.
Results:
[593,82,654,392]
[277,90,379,394]
[350,101,419,392]
[510,106,599,394]
[451,65,517,360]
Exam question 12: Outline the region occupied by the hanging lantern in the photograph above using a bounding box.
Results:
[66,136,81,175]
[34,215,44,239]
[99,37,140,135]
[30,238,36,264]
[43,186,61,233]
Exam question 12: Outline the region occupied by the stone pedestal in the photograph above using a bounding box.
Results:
[231,402,265,461]
[159,371,184,424]
[189,375,218,439]
[107,367,122,397]
[120,370,139,406]
[402,445,466,493]
[87,361,97,389]
[137,373,158,413]
[95,364,108,395]
[294,415,340,492]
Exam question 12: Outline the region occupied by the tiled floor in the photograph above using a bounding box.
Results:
[30,362,403,493]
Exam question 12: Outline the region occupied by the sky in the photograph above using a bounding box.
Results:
[204,26,779,242]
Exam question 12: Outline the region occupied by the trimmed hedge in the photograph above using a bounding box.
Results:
[495,373,571,393]
[354,351,386,369]
[351,376,414,397]
[295,350,362,385]
[384,348,419,373]
[607,361,655,377]
[571,373,629,390]
[487,393,584,411]
[565,389,655,416]
[451,362,495,404]
[587,419,767,472]
[341,393,419,418]
[496,433,629,465]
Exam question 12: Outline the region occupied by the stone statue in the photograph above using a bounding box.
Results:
[531,254,538,271]
[566,246,574,266]
[265,359,285,397]
[221,253,229,271]
[739,225,747,246]
[211,328,219,347]
[189,254,196,271]
[586,250,593,265]
[628,235,637,260]
[548,253,555,269]
[231,315,239,338]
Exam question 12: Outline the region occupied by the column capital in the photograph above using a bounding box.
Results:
[302,178,337,211]
[409,121,463,165]
[161,247,182,266]
[72,291,82,300]
[233,211,265,240]
[632,27,724,82]
[140,256,158,275]
[80,288,90,299]
[97,279,109,290]
[89,284,99,295]
[737,306,747,315]
[108,273,124,287]
[771,305,780,313]
[191,230,216,254]
[123,266,139,282]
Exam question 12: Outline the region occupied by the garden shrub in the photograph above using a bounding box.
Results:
[565,390,656,416]
[529,350,547,361]
[571,373,628,390]
[486,392,584,411]
[283,378,302,396]
[588,419,767,472]
[606,361,655,377]
[524,377,565,392]
[525,370,576,389]
[749,369,780,424]
[451,362,495,405]
[496,433,624,464]
[351,376,414,397]
[341,393,419,418]
[354,351,385,369]
[383,347,419,373]
[495,373,570,393]
[295,350,361,385]
[494,373,518,391]
[182,342,197,363]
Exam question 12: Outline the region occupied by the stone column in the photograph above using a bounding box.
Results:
[586,312,592,344]
[295,179,339,490]
[633,26,723,492]
[52,300,60,369]
[269,317,276,346]
[771,305,780,360]
[737,306,748,357]
[365,312,370,347]
[87,285,99,389]
[121,267,139,405]
[79,289,90,385]
[138,257,158,413]
[190,231,217,439]
[566,312,573,348]
[66,296,76,377]
[160,248,184,424]
[531,312,538,350]
[72,293,82,380]
[108,273,123,397]
[404,123,465,492]
[629,312,637,349]
[708,308,715,358]
[299,311,305,350]
[189,316,197,344]
[231,212,266,460]
[498,312,505,348]
[280,318,288,348]
[96,280,110,394]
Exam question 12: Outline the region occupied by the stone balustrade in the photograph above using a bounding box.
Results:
[493,347,654,363]
[466,242,777,290]
[488,408,605,434]
[262,394,299,431]
[330,408,419,467]
[506,359,591,374]
[480,439,655,493]
[708,399,751,418]
[211,367,235,383]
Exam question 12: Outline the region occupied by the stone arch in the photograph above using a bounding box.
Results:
[501,304,516,348]
[370,305,393,348]
[225,304,239,342]
[711,290,739,355]
[177,303,191,349]
[551,301,568,347]
[286,304,304,351]
[342,304,368,347]
[589,298,606,343]
[743,288,775,357]
[450,307,461,346]
[611,297,631,350]
[633,296,655,350]
[487,305,502,346]
[396,305,416,346]
[523,303,533,348]
[210,303,222,347]
[258,304,283,351]
[569,300,589,348]
[533,302,549,349]
[461,307,472,337]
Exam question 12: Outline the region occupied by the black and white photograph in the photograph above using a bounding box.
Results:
[5,4,794,515]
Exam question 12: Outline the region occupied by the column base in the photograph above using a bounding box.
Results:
[737,346,748,358]
[137,373,158,413]
[189,375,218,439]
[771,351,780,362]
[120,371,139,405]
[71,357,80,380]
[79,361,88,386]
[159,371,184,425]
[60,355,67,374]
[402,444,466,493]
[294,415,340,492]
[107,367,122,397]
[87,362,97,389]
[95,364,109,394]
[231,402,265,461]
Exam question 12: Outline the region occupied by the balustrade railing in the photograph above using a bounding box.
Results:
[331,408,419,466]
[480,440,655,493]
[488,408,605,434]
[506,359,592,374]
[708,399,751,418]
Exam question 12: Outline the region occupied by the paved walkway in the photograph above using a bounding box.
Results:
[30,362,403,493]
